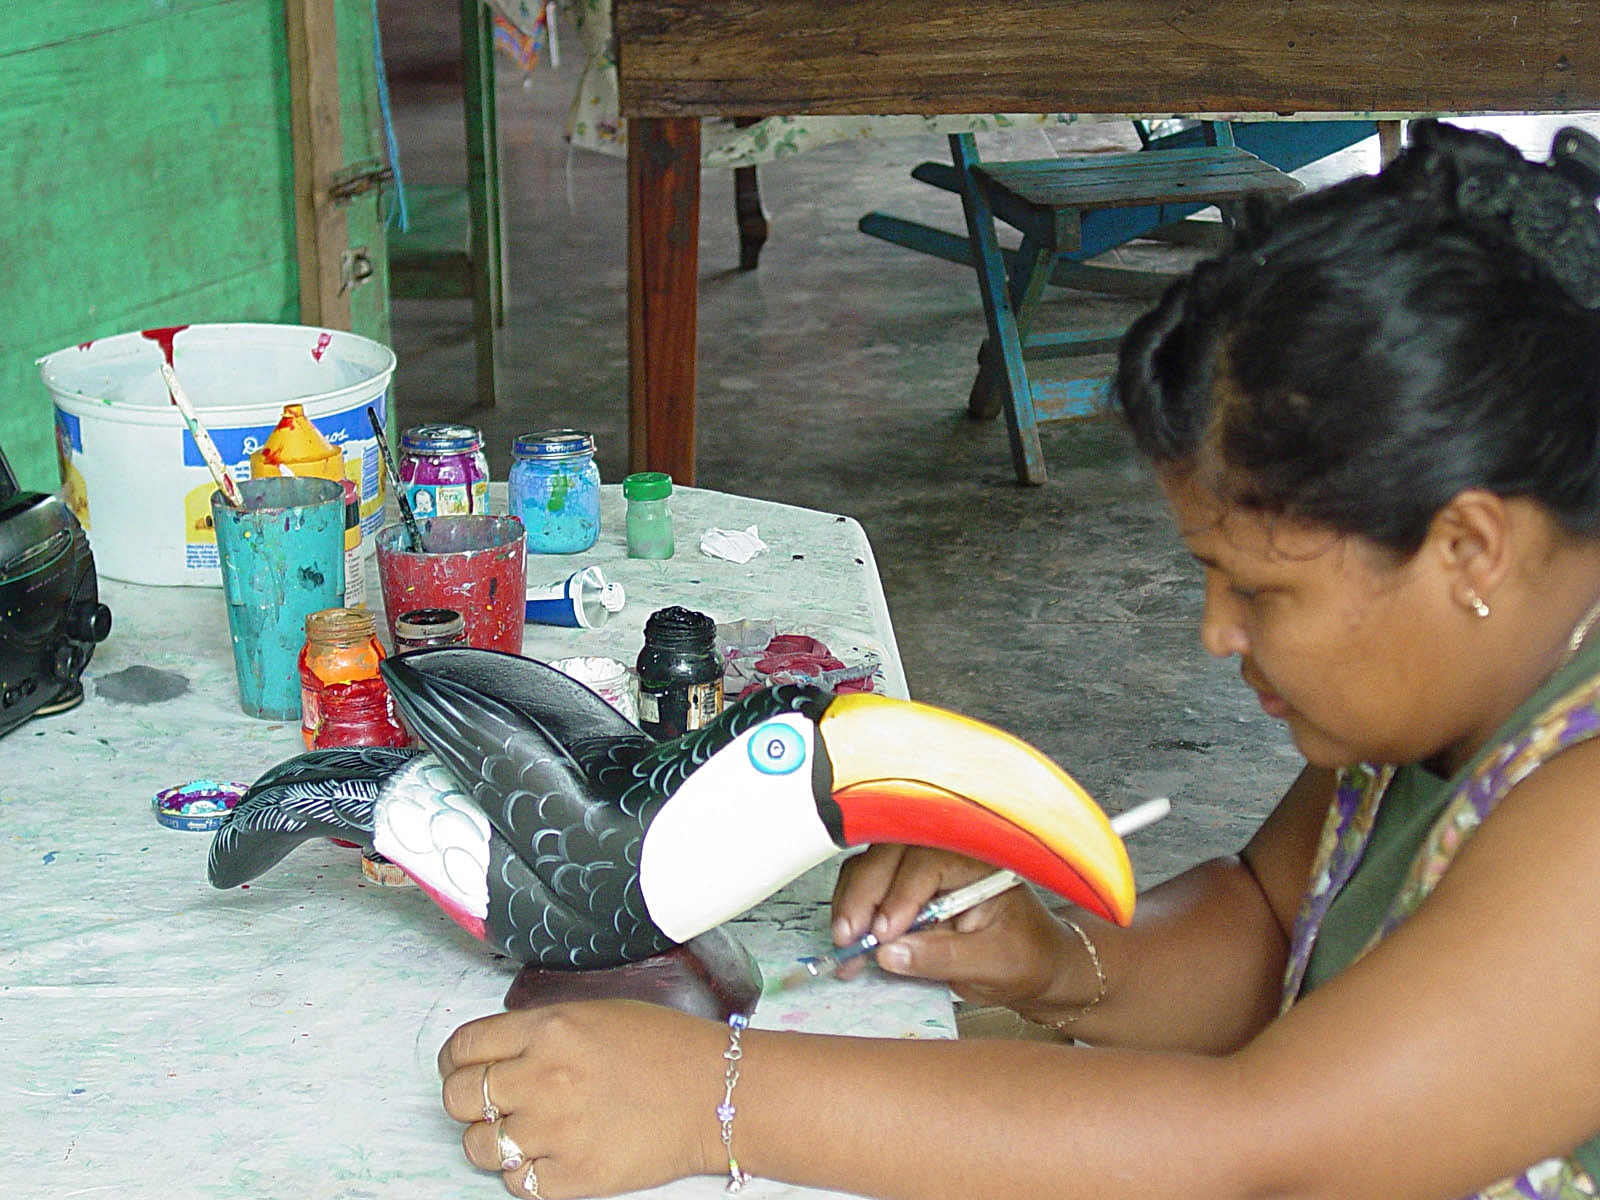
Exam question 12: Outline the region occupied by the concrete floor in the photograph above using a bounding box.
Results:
[377,5,1592,887]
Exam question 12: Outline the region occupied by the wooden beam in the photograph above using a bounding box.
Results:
[285,0,352,329]
[616,1,1600,117]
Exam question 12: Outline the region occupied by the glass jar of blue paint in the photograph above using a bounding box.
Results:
[509,429,601,554]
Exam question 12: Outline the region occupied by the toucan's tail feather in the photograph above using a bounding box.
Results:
[207,747,424,889]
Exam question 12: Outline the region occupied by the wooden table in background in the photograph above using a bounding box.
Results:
[614,0,1600,484]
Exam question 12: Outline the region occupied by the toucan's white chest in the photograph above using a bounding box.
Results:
[372,755,492,920]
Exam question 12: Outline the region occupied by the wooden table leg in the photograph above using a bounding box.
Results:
[1377,119,1405,164]
[627,116,702,484]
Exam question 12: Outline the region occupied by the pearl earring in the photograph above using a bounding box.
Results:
[1466,590,1491,619]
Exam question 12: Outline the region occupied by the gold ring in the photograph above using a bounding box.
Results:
[520,1162,542,1197]
[496,1121,526,1173]
[480,1063,500,1124]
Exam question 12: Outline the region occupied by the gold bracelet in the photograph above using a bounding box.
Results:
[1040,917,1108,1032]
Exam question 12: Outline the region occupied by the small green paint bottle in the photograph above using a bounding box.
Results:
[623,471,674,559]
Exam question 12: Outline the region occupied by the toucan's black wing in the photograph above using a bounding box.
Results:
[208,746,424,888]
[386,648,646,743]
[483,836,675,967]
[380,651,661,841]
[385,648,662,798]
[381,651,667,961]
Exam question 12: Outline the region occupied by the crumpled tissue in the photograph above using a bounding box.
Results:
[699,525,769,564]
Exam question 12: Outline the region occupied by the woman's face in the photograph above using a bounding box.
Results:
[1161,471,1467,770]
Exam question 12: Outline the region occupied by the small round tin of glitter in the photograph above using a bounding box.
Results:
[152,781,247,832]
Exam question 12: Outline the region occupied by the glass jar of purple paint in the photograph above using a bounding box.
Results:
[398,423,489,519]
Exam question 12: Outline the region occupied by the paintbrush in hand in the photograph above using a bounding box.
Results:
[772,796,1171,992]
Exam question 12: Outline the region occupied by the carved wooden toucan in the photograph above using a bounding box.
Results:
[209,649,1134,970]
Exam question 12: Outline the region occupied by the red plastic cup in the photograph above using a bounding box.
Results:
[375,515,526,654]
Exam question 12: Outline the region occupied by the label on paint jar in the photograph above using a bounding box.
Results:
[637,679,722,740]
[398,423,489,519]
[405,480,487,518]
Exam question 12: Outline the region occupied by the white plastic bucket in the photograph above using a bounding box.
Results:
[40,323,396,587]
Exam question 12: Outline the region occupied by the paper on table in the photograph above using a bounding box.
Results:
[700,524,769,563]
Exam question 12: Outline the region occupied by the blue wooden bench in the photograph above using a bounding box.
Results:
[861,120,1377,484]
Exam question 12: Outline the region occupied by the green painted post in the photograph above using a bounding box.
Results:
[0,0,390,492]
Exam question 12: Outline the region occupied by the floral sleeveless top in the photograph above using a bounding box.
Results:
[1279,676,1600,1200]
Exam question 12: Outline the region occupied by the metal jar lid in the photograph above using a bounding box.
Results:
[394,607,466,642]
[400,423,483,454]
[514,429,596,460]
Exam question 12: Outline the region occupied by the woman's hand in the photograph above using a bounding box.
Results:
[438,1000,724,1198]
[830,845,1097,1017]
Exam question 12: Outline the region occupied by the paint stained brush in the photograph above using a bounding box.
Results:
[367,406,426,551]
[771,796,1172,993]
[160,362,243,508]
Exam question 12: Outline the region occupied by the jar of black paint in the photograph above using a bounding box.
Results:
[393,608,468,653]
[636,606,724,740]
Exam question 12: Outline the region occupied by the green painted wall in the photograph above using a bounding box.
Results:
[0,0,391,492]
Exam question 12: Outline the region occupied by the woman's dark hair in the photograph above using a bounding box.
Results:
[1115,119,1600,553]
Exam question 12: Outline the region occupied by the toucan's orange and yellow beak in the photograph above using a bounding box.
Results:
[818,693,1135,925]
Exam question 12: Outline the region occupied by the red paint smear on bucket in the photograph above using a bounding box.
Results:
[141,325,190,368]
[310,331,333,362]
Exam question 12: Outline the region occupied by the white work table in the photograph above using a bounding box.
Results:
[2,486,943,1199]
[507,484,906,700]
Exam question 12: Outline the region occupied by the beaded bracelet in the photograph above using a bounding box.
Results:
[717,1013,753,1193]
[1039,917,1108,1032]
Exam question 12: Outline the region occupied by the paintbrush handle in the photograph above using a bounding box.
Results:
[366,406,426,552]
[160,363,242,507]
[1109,795,1171,838]
[910,869,1021,929]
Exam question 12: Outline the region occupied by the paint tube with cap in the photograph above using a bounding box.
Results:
[525,565,626,628]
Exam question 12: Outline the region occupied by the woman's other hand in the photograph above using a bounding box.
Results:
[439,1000,723,1198]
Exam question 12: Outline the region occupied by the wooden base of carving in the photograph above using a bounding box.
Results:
[503,927,763,1019]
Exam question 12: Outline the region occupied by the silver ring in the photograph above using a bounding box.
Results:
[480,1063,500,1124]
[496,1121,526,1173]
[520,1162,542,1197]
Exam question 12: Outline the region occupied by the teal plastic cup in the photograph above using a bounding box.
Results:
[211,476,345,719]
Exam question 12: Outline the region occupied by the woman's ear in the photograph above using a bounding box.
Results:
[1426,490,1516,615]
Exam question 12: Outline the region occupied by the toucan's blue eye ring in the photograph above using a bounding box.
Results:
[748,722,806,775]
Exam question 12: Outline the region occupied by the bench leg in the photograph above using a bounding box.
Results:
[968,231,1056,421]
[733,165,769,270]
[950,134,1048,485]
